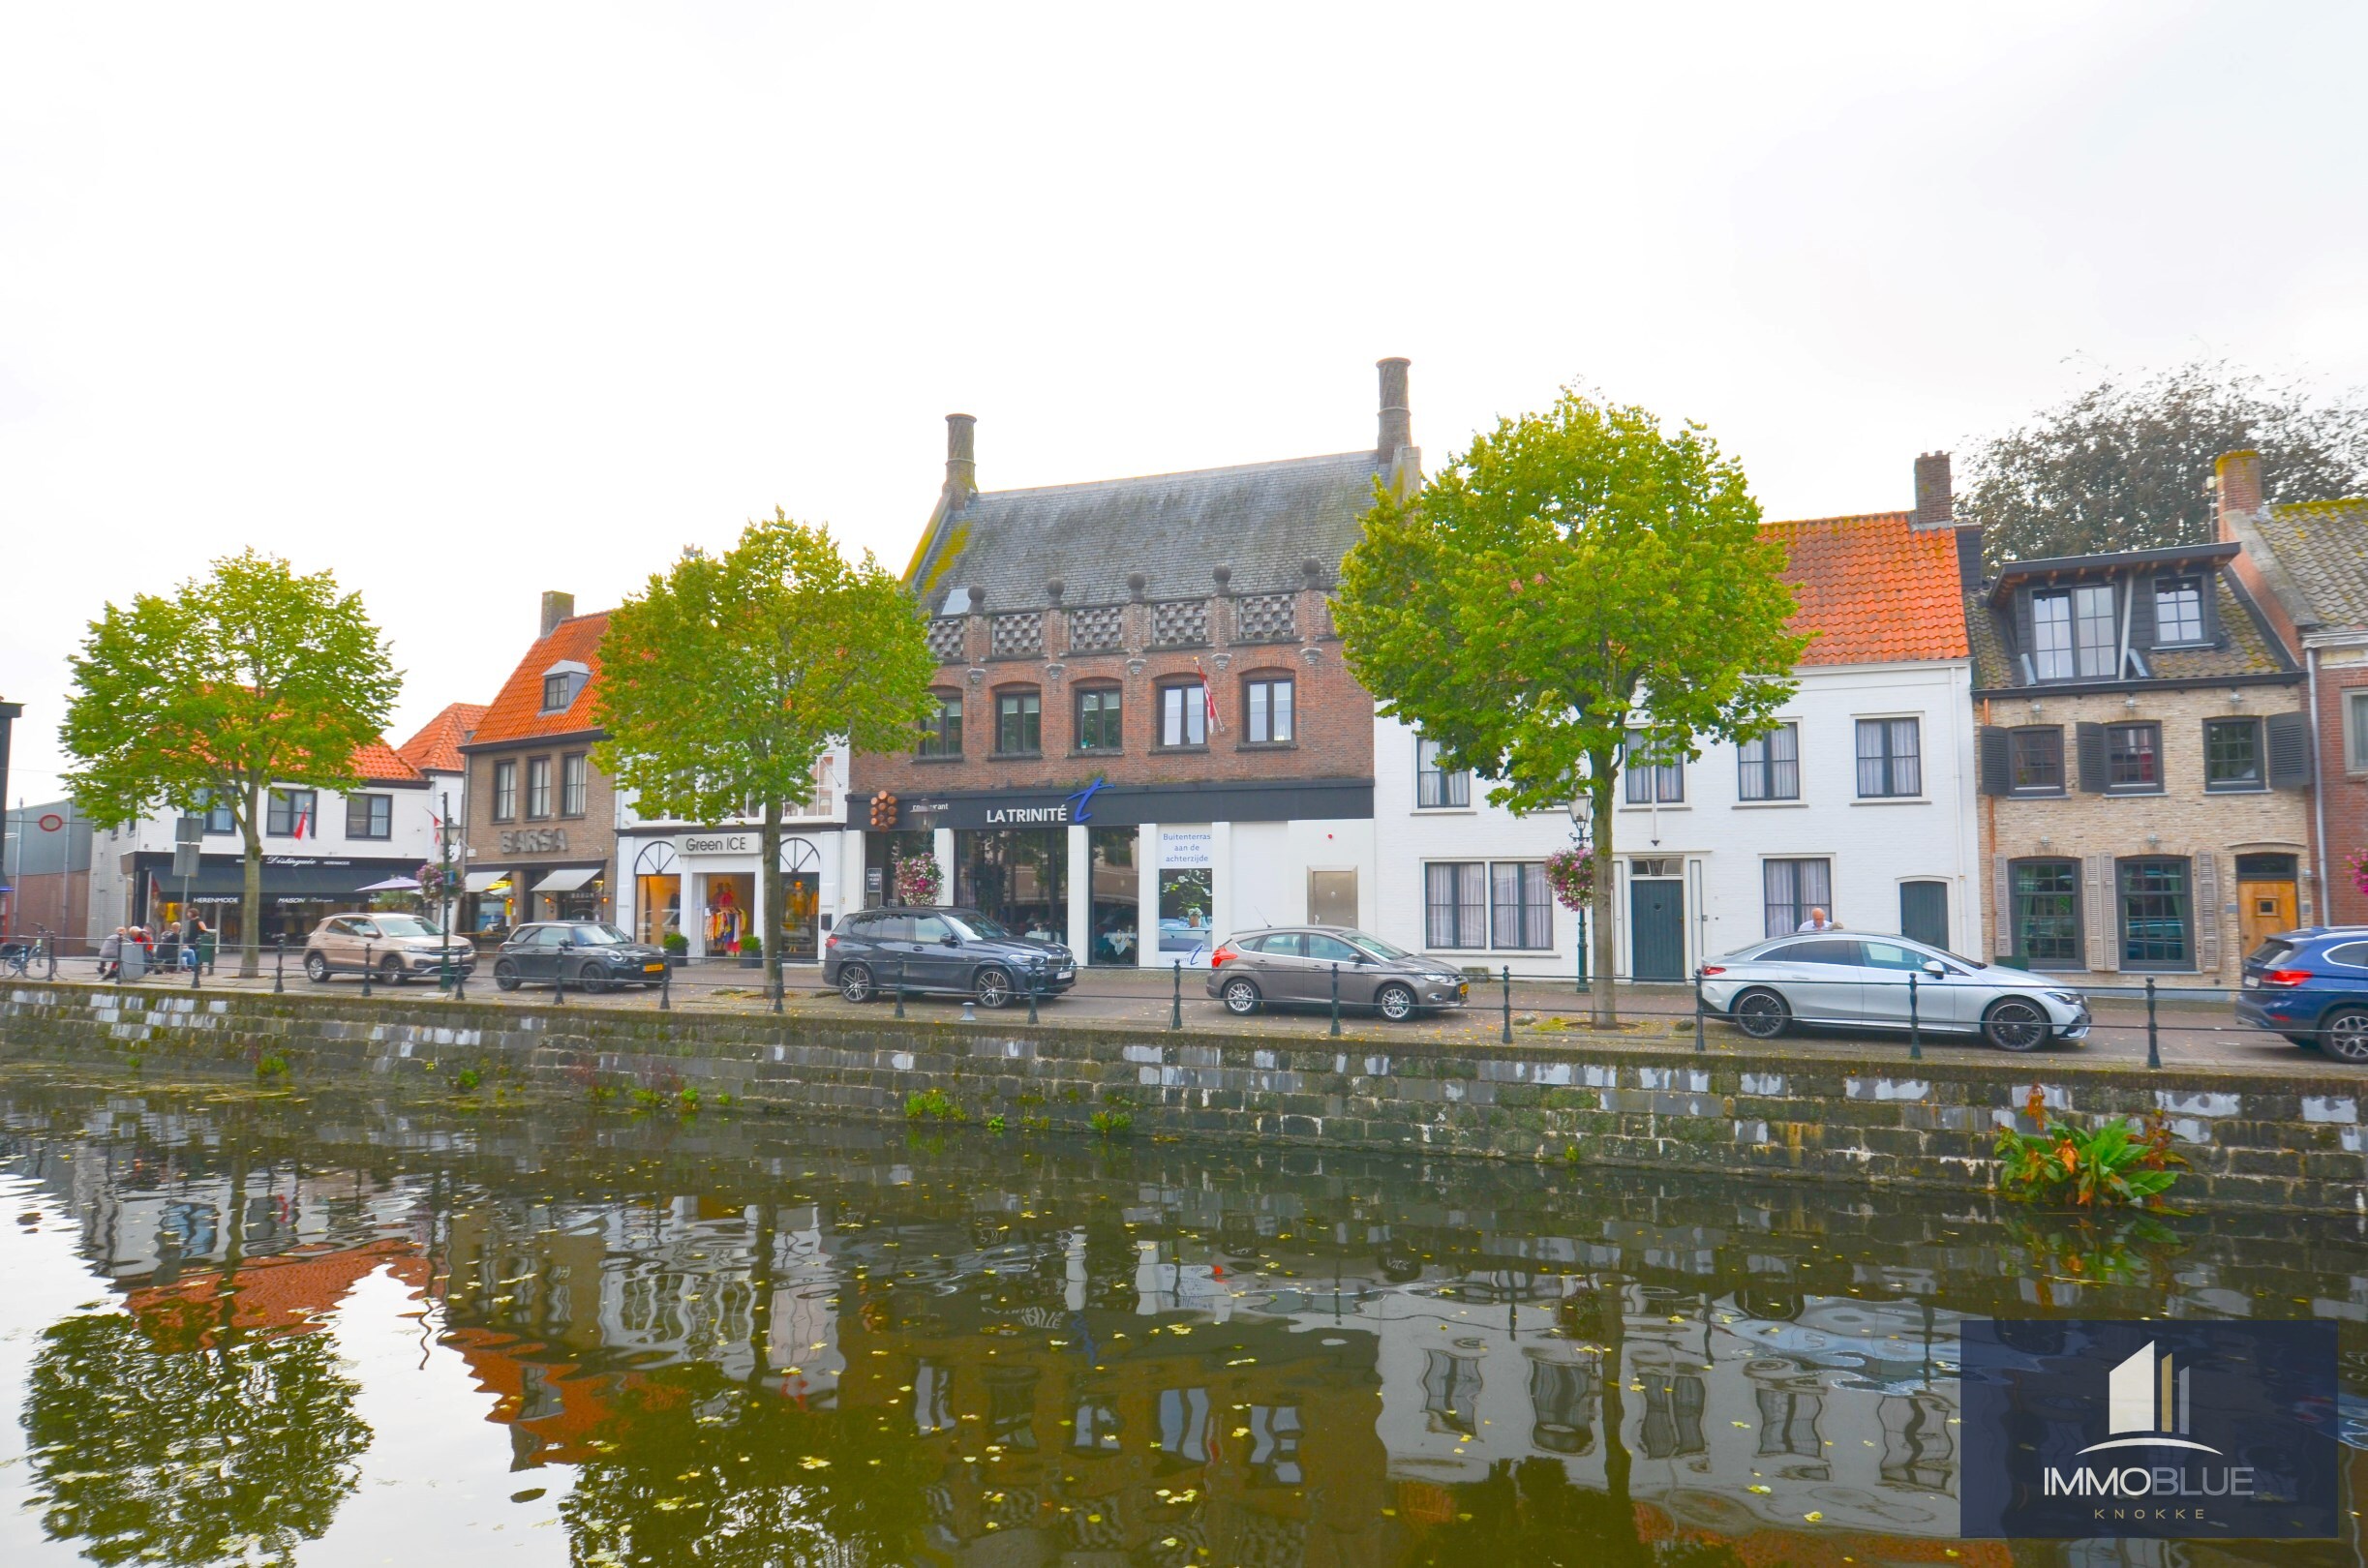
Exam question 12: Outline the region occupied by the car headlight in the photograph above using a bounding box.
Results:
[2045,990,2084,1008]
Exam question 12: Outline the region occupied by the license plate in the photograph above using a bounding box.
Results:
[644,963,665,973]
[1457,982,1469,998]
[1057,968,1075,980]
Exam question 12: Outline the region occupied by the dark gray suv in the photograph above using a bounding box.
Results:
[825,907,1076,1009]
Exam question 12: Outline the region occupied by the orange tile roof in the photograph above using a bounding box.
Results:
[1763,510,1970,666]
[351,737,427,783]
[469,612,612,747]
[396,702,490,773]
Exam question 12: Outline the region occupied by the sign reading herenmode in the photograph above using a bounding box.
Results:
[1960,1319,2337,1540]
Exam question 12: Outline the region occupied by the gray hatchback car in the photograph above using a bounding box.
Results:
[1205,926,1469,1021]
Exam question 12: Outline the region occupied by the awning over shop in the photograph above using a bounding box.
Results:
[463,871,505,892]
[533,866,599,893]
[150,856,419,906]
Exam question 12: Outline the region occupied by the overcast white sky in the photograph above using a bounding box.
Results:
[4,2,2364,804]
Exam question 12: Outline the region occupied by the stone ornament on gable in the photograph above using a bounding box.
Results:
[1126,658,1146,678]
[1300,645,1322,666]
[1211,652,1230,671]
[966,667,986,685]
[1044,663,1066,683]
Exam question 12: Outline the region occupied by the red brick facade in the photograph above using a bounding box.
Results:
[2318,654,2368,925]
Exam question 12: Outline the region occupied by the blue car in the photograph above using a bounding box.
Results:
[2234,928,2368,1062]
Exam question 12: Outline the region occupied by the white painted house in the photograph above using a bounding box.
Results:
[1371,461,1984,980]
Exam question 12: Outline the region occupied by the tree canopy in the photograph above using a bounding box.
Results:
[594,511,935,986]
[60,550,400,975]
[1963,360,2368,566]
[1335,389,1804,1021]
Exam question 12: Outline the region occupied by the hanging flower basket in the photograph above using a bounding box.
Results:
[2351,848,2368,900]
[1543,845,1595,912]
[894,856,944,906]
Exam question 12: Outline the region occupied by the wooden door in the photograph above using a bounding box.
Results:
[1629,879,1685,981]
[2237,879,2297,958]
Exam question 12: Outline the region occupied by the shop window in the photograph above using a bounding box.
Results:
[994,689,1042,756]
[1763,858,1832,938]
[1425,862,1488,949]
[562,753,589,816]
[526,756,554,818]
[1159,682,1208,748]
[956,828,1067,939]
[265,788,318,839]
[1855,717,1922,798]
[2154,576,2206,645]
[2106,722,2161,793]
[1737,723,1799,800]
[1415,737,1470,807]
[1243,676,1293,744]
[2117,857,2193,969]
[345,793,392,840]
[1075,686,1122,752]
[1088,827,1138,964]
[492,760,518,823]
[2010,859,2082,967]
[2010,726,2063,794]
[917,692,962,758]
[2203,717,2262,792]
[1489,862,1552,950]
[1622,732,1684,803]
[193,787,236,834]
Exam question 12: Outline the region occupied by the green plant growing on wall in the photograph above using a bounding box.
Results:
[904,1089,963,1124]
[1993,1113,2184,1209]
[452,1069,481,1093]
[1088,1110,1133,1138]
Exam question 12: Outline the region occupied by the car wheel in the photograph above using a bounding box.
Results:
[2322,1009,2368,1065]
[1984,998,2051,1053]
[974,966,1014,1010]
[381,954,408,986]
[1376,982,1417,1022]
[494,958,522,992]
[1732,987,1790,1040]
[1222,977,1261,1015]
[303,951,330,984]
[837,963,875,1004]
[573,963,609,995]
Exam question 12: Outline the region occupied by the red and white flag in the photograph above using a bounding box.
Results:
[1192,657,1226,734]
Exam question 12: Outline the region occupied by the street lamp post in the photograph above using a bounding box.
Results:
[1566,789,1593,995]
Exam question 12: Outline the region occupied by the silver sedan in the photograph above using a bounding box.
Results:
[1698,933,2091,1052]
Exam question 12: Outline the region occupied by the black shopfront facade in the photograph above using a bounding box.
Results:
[127,851,424,947]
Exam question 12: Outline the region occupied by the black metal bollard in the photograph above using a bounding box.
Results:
[659,956,672,1011]
[273,936,286,994]
[1169,961,1182,1031]
[46,936,57,981]
[190,939,201,991]
[2145,977,2161,1070]
[553,958,566,1005]
[772,963,784,1014]
[1907,972,1922,1061]
[1692,967,1705,1053]
[361,943,374,998]
[1329,962,1342,1038]
[894,954,906,1019]
[453,945,468,1001]
[1026,967,1040,1025]
[1502,965,1513,1045]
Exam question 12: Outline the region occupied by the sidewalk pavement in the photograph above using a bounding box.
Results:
[11,951,2324,1076]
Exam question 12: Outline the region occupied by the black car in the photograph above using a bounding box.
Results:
[824,907,1076,1009]
[492,921,671,992]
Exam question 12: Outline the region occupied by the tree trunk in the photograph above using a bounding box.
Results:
[237,782,263,979]
[1589,764,1618,1027]
[759,799,783,995]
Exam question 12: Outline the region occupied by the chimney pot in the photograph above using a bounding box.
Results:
[1212,564,1231,592]
[539,590,574,640]
[1912,452,1954,529]
[1127,572,1146,601]
[1046,578,1065,603]
[944,413,978,504]
[965,583,986,614]
[1376,357,1412,459]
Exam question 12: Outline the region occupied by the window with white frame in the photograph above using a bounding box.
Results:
[1763,858,1833,938]
[1622,732,1684,803]
[1415,737,1471,808]
[1854,718,1922,798]
[1737,723,1799,800]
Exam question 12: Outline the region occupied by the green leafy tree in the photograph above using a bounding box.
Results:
[595,511,935,990]
[61,551,401,976]
[1336,389,1805,1024]
[21,1312,371,1566]
[1963,360,2368,566]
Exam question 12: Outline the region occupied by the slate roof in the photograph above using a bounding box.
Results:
[468,613,612,747]
[395,702,489,774]
[909,450,1389,613]
[1964,572,2292,692]
[2251,499,2368,632]
[1764,511,1969,666]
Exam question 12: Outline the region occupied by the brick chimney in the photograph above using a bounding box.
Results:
[2214,449,2262,540]
[539,591,574,639]
[1377,357,1420,495]
[945,413,978,508]
[1912,451,1952,529]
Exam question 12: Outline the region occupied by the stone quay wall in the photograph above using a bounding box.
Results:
[6,981,2365,1212]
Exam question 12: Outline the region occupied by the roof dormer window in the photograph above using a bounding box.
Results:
[539,660,591,714]
[2029,585,2116,681]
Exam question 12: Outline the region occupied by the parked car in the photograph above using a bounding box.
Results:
[491,921,670,992]
[303,913,476,984]
[2234,928,2368,1063]
[825,907,1076,1009]
[1204,926,1469,1021]
[1699,932,2090,1052]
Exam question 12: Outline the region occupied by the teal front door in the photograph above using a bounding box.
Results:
[1629,879,1685,981]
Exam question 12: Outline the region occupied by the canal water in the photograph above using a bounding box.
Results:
[0,1073,2360,1568]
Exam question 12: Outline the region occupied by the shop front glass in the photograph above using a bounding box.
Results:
[955,829,1067,942]
[1088,827,1139,964]
[632,843,683,947]
[1156,826,1216,959]
[466,879,517,935]
[864,829,936,907]
[699,872,754,956]
[777,837,824,962]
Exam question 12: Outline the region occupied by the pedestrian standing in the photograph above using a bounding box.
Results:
[1795,906,1840,933]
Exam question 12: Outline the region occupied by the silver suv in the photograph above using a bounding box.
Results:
[303,913,475,984]
[1700,932,2090,1051]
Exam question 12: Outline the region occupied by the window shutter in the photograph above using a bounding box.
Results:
[2194,853,2221,975]
[2085,855,2112,972]
[2129,577,2156,650]
[1978,727,2011,796]
[2266,709,2314,788]
[2075,723,2108,793]
[1992,856,2012,960]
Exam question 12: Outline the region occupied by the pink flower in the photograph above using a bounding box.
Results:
[1508,577,1524,594]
